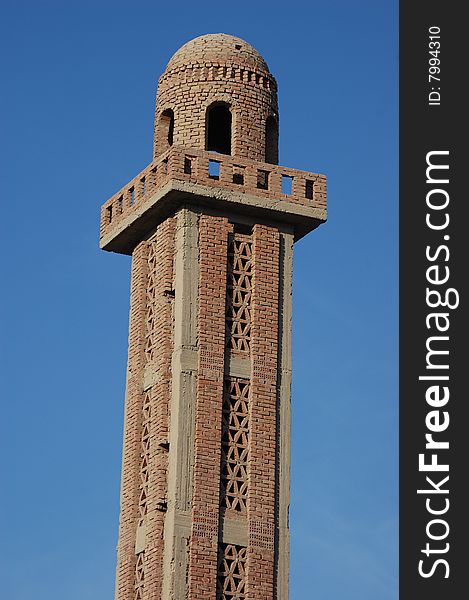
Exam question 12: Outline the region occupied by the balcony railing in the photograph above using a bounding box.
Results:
[100,146,326,241]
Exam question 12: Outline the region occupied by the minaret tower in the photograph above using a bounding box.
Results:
[100,34,326,600]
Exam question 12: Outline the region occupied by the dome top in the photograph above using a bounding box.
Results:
[166,34,270,73]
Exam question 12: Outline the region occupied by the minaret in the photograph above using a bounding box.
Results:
[100,34,326,600]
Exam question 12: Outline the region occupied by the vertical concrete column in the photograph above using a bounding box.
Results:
[162,207,199,600]
[144,217,177,600]
[276,231,294,600]
[247,224,280,600]
[115,241,149,600]
[188,214,230,600]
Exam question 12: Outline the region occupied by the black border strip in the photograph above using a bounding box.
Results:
[400,2,466,597]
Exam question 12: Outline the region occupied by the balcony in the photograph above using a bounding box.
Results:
[100,146,327,254]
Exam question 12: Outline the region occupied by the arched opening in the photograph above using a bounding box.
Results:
[159,108,174,150]
[206,104,232,155]
[265,115,279,164]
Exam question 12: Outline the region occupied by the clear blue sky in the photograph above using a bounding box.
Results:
[0,1,398,598]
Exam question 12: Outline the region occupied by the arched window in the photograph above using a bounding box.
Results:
[159,108,174,150]
[265,115,278,164]
[206,104,232,155]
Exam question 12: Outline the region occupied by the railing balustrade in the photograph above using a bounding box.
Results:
[100,146,326,240]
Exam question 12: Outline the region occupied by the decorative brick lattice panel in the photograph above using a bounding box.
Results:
[132,391,151,598]
[216,544,247,600]
[220,379,249,512]
[144,241,158,363]
[134,552,145,600]
[138,391,151,522]
[226,235,252,352]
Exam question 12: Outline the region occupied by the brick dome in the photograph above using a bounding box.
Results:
[153,33,279,164]
[165,34,270,74]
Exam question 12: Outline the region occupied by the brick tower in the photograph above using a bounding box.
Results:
[100,34,326,600]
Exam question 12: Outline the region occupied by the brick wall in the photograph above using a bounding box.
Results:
[188,214,230,600]
[247,224,280,599]
[115,210,287,600]
[115,241,148,600]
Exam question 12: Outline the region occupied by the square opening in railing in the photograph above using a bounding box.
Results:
[257,169,269,190]
[281,174,293,195]
[305,179,314,200]
[233,166,245,185]
[184,156,193,175]
[208,159,220,180]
